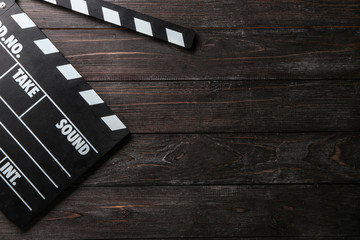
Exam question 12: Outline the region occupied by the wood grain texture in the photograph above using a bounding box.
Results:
[87,81,360,133]
[41,28,360,81]
[79,133,360,186]
[0,185,359,239]
[20,0,360,28]
[2,0,359,238]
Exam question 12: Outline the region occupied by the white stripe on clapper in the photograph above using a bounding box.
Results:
[70,0,89,15]
[101,115,126,131]
[11,13,36,29]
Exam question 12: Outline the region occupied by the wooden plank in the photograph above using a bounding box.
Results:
[84,238,360,240]
[6,2,359,239]
[93,236,359,240]
[79,133,360,186]
[0,185,359,239]
[7,238,350,240]
[42,28,360,81]
[19,0,360,28]
[87,81,360,133]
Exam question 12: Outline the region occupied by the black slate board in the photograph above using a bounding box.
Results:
[0,0,129,228]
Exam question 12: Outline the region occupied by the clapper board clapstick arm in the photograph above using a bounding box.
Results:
[37,0,196,48]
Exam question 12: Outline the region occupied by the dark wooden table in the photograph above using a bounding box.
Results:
[1,0,359,239]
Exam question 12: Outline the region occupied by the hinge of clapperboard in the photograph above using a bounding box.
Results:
[35,0,195,48]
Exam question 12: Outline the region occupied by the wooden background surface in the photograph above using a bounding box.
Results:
[1,0,360,239]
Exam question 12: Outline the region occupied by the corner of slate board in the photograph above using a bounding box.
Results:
[0,1,129,228]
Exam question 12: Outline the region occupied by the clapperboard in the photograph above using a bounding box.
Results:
[0,0,195,228]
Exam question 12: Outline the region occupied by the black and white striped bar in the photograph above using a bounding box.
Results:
[40,0,195,48]
[0,0,129,228]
